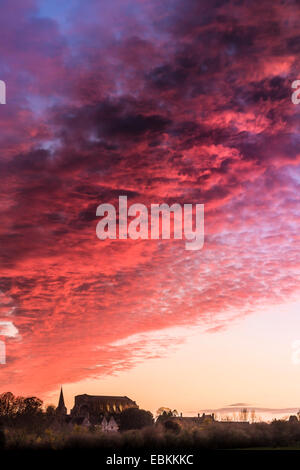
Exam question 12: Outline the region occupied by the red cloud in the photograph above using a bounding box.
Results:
[0,0,299,398]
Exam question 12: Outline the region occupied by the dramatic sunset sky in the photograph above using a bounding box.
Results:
[0,0,300,415]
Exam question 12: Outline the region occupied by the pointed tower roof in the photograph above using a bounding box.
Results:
[58,387,65,408]
[57,386,67,415]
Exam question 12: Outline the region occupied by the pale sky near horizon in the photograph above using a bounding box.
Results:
[46,299,300,415]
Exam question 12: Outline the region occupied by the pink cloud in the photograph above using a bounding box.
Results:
[0,0,299,398]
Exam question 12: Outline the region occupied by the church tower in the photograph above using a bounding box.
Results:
[56,387,67,415]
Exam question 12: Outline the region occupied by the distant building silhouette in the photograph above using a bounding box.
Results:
[99,415,118,432]
[70,393,137,418]
[172,413,215,426]
[54,389,137,432]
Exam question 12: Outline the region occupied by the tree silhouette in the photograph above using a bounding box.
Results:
[46,405,56,417]
[0,392,43,429]
[119,408,154,431]
[156,407,179,422]
[0,392,18,417]
[163,419,181,433]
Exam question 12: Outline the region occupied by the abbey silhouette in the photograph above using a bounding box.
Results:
[55,387,137,432]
